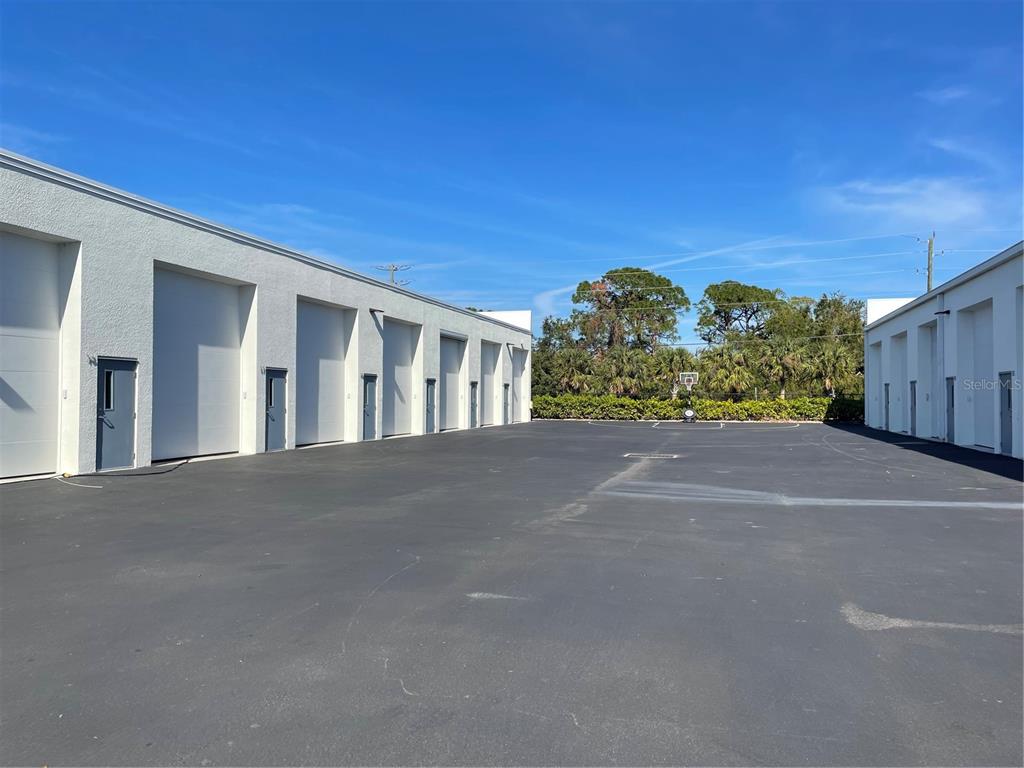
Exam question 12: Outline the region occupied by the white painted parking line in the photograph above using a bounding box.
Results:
[466,592,530,601]
[842,603,1023,635]
[601,481,1023,510]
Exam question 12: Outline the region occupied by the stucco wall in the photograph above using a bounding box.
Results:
[0,154,532,476]
[864,247,1023,458]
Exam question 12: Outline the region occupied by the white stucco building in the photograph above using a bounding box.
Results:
[0,151,532,480]
[863,241,1023,458]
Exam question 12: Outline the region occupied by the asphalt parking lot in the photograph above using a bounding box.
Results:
[2,421,1021,766]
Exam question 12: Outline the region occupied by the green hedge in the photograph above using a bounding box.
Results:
[531,394,864,422]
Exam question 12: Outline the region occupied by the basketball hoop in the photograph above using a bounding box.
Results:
[679,372,698,422]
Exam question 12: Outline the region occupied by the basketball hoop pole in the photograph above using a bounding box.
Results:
[679,372,698,418]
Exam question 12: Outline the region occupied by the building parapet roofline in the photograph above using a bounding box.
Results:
[0,148,532,338]
[864,240,1024,331]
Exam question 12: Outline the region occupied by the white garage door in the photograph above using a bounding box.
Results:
[971,303,994,448]
[382,319,416,436]
[439,336,464,431]
[0,232,60,478]
[511,347,526,423]
[296,300,347,445]
[153,268,241,460]
[480,341,499,425]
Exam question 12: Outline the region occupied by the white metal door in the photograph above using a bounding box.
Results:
[439,336,463,431]
[971,303,995,448]
[153,268,241,460]
[296,300,346,445]
[382,319,415,436]
[480,341,499,425]
[511,347,526,423]
[0,232,60,477]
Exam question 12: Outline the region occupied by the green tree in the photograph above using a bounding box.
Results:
[758,338,807,399]
[552,348,594,394]
[699,344,754,400]
[647,347,696,399]
[808,292,865,394]
[536,315,579,352]
[815,293,864,357]
[812,339,856,397]
[696,281,780,344]
[533,275,867,403]
[812,293,865,340]
[595,347,647,397]
[530,348,557,397]
[572,267,689,354]
[765,296,814,339]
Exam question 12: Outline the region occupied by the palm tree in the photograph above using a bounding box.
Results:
[701,345,753,400]
[813,339,855,397]
[758,339,806,399]
[648,347,694,399]
[553,348,593,394]
[599,347,646,397]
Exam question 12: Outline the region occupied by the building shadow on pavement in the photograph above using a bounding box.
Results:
[824,422,1024,483]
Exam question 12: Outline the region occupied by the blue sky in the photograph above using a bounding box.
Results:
[2,1,1021,343]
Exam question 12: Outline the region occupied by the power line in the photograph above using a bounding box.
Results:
[664,331,865,348]
[516,230,1015,268]
[536,242,1002,303]
[535,252,925,298]
[546,242,998,285]
[543,285,926,323]
[568,304,806,313]
[530,232,916,265]
[558,292,886,312]
[567,265,945,298]
[555,250,923,281]
[541,331,865,351]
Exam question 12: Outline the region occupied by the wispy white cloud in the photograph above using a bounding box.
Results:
[917,85,971,104]
[648,236,786,270]
[927,136,1001,172]
[0,122,67,156]
[816,177,993,230]
[530,234,926,319]
[526,235,784,320]
[412,259,474,272]
[614,234,909,272]
[328,187,622,255]
[660,250,919,275]
[302,246,347,264]
[2,69,259,157]
[432,288,534,309]
[188,200,357,242]
[533,283,577,318]
[185,197,527,281]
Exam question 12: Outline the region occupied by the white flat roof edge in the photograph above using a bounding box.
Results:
[864,240,1024,331]
[0,149,533,338]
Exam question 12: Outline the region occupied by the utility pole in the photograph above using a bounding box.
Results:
[926,231,935,292]
[375,263,412,286]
